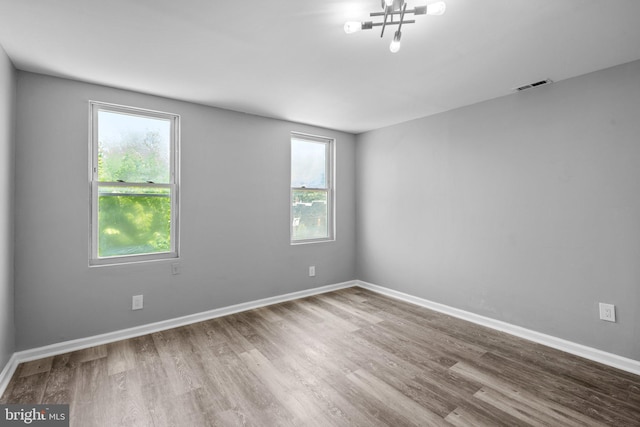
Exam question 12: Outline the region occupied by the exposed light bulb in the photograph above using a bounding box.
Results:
[390,31,401,53]
[426,1,446,15]
[385,0,394,6]
[344,21,362,34]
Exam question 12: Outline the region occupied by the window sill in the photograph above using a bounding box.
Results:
[290,238,335,246]
[89,252,179,267]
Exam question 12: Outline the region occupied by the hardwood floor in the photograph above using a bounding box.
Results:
[2,287,640,426]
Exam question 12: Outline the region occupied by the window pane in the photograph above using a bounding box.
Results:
[292,189,328,240]
[98,186,171,257]
[291,139,327,188]
[98,110,171,183]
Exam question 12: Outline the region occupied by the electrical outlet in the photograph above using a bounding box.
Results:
[599,303,615,322]
[132,295,143,310]
[309,266,316,277]
[171,263,182,275]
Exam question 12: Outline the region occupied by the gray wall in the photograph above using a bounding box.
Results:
[11,60,640,362]
[0,45,16,368]
[14,72,356,350]
[357,60,640,360]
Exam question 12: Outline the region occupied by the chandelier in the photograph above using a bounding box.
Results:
[344,0,446,53]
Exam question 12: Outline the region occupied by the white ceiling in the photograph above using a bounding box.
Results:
[1,0,639,134]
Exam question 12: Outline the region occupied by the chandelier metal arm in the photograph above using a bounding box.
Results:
[380,5,391,37]
[367,20,416,28]
[397,2,408,33]
[369,8,424,17]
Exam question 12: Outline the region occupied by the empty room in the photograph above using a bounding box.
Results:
[1,0,640,425]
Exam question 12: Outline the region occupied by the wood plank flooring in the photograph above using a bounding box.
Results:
[2,287,640,426]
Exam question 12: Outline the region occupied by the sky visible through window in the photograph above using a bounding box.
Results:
[291,139,326,188]
[98,110,171,183]
[99,111,170,147]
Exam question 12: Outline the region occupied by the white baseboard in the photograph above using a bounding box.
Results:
[0,280,356,396]
[0,353,19,398]
[2,278,638,397]
[356,280,640,376]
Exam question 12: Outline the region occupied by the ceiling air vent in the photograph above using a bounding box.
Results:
[513,79,553,92]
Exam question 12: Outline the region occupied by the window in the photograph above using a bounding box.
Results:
[291,133,334,243]
[89,101,180,265]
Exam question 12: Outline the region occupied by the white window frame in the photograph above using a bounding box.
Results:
[89,101,180,266]
[290,132,335,244]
